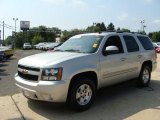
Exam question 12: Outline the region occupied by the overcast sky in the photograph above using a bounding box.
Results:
[0,0,160,38]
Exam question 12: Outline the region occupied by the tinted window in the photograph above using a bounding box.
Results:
[137,36,154,50]
[123,36,139,52]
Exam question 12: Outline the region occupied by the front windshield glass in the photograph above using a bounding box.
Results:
[58,35,104,53]
[25,43,30,45]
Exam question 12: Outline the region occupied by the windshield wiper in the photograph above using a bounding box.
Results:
[54,49,64,52]
[64,49,81,53]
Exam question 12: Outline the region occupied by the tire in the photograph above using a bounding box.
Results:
[137,65,151,87]
[67,77,96,111]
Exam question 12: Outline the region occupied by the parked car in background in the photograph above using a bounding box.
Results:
[23,43,32,50]
[156,42,160,46]
[153,42,159,48]
[34,42,47,50]
[155,47,160,53]
[0,46,14,59]
[153,42,160,53]
[43,42,62,51]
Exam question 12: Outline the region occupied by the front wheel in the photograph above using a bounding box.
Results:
[67,78,96,111]
[138,65,151,87]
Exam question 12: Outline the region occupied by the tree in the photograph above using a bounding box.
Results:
[32,35,44,45]
[15,32,24,48]
[100,22,107,31]
[94,26,101,32]
[121,28,130,32]
[152,31,160,42]
[117,27,121,31]
[148,31,160,42]
[148,33,153,39]
[86,22,107,32]
[107,22,115,31]
[61,29,86,42]
[5,36,13,45]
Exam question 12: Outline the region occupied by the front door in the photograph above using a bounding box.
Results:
[100,35,128,87]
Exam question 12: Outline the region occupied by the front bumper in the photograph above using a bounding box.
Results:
[15,74,69,103]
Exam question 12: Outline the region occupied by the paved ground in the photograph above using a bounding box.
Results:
[0,50,160,120]
[0,50,42,96]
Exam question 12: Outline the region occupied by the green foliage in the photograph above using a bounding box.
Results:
[14,26,57,48]
[149,31,160,42]
[117,27,121,31]
[61,29,86,42]
[15,32,24,48]
[121,28,130,32]
[100,22,107,31]
[5,36,13,45]
[116,28,130,32]
[107,22,115,31]
[86,22,107,32]
[32,35,44,45]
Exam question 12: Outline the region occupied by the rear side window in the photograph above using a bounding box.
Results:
[123,35,139,52]
[137,36,154,50]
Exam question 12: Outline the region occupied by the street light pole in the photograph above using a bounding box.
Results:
[13,18,18,32]
[140,20,146,33]
[13,18,18,49]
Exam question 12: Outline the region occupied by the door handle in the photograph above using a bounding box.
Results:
[121,58,126,61]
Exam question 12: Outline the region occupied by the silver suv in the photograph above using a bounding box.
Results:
[15,32,157,110]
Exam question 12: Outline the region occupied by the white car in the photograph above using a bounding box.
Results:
[23,43,32,50]
[15,32,157,111]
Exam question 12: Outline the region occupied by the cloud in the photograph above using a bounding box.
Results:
[152,19,160,24]
[71,0,87,7]
[42,0,65,5]
[117,12,128,21]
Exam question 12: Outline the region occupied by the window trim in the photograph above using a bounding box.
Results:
[102,35,124,56]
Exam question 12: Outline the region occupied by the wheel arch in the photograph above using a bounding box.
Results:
[67,71,98,101]
[142,60,152,71]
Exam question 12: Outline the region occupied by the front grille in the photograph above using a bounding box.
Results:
[18,71,38,81]
[18,64,40,81]
[18,65,40,72]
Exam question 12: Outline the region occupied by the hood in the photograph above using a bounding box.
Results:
[18,51,88,68]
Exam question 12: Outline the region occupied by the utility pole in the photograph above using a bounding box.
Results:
[3,21,4,43]
[140,20,146,33]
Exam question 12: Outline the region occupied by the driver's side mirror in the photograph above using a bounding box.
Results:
[103,46,119,56]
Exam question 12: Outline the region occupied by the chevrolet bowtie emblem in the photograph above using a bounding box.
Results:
[22,69,28,74]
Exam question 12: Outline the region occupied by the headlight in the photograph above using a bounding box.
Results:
[41,68,63,81]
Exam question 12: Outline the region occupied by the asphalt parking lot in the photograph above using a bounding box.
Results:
[0,50,160,120]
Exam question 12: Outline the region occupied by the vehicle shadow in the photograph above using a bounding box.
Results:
[27,79,160,120]
[0,63,8,67]
[0,67,10,76]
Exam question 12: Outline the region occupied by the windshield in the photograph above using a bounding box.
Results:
[58,35,104,53]
[25,43,30,45]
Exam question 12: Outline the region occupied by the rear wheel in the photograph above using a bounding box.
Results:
[138,65,151,87]
[67,77,96,111]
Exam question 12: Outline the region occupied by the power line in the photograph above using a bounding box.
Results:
[0,21,14,29]
[0,23,14,30]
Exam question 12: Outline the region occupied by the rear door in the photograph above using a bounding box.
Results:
[122,35,141,79]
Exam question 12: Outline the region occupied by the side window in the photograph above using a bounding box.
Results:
[137,36,154,50]
[103,36,124,55]
[123,35,139,52]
